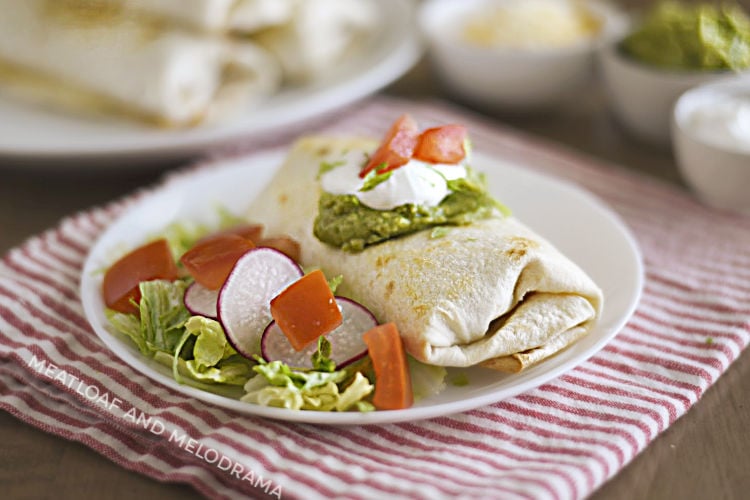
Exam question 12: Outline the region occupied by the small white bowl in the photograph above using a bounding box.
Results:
[672,76,750,214]
[419,0,627,112]
[599,43,739,146]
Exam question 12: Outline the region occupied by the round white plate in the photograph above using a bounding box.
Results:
[80,150,643,425]
[0,0,420,163]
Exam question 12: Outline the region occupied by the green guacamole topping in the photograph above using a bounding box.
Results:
[313,168,508,252]
[621,1,750,71]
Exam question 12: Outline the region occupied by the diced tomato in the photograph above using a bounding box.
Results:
[270,270,343,351]
[258,236,301,263]
[359,114,420,178]
[102,239,179,314]
[413,124,468,164]
[180,234,255,290]
[362,322,413,410]
[197,223,264,245]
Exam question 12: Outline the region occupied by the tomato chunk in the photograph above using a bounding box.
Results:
[198,223,264,245]
[270,270,343,351]
[180,234,255,290]
[413,124,468,164]
[258,236,301,263]
[362,322,413,410]
[359,114,420,178]
[102,239,179,314]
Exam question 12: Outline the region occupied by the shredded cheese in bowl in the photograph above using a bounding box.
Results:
[462,0,602,49]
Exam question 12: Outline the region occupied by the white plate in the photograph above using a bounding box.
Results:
[0,0,420,163]
[80,151,643,425]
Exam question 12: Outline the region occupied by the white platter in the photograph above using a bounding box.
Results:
[80,150,643,425]
[0,0,420,163]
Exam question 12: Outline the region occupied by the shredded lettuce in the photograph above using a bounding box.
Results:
[327,274,344,294]
[183,356,253,386]
[185,316,235,368]
[243,369,374,412]
[139,279,191,353]
[152,352,249,391]
[106,308,147,353]
[241,355,374,412]
[159,205,246,260]
[241,349,447,411]
[171,316,253,386]
[254,358,348,389]
[407,355,447,402]
[106,280,252,387]
[106,279,190,356]
[311,336,336,372]
[160,222,209,261]
[337,373,376,412]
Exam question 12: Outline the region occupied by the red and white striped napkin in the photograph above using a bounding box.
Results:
[1,97,749,500]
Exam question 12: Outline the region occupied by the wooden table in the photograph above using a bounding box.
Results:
[1,47,749,500]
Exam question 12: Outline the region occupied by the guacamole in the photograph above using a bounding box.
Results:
[621,1,750,70]
[313,172,507,252]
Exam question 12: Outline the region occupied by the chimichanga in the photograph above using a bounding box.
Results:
[245,136,603,371]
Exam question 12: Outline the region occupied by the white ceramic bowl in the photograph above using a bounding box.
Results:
[672,76,750,214]
[419,0,627,112]
[599,42,740,146]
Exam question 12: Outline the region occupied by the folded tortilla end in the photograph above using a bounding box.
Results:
[481,324,591,372]
[480,356,524,374]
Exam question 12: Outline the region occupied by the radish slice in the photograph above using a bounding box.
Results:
[184,282,219,319]
[218,248,303,359]
[261,297,375,369]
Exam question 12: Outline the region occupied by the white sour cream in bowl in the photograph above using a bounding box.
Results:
[672,76,750,214]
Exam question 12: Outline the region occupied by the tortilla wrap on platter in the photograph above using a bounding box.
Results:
[91,0,296,34]
[253,0,378,82]
[0,0,280,126]
[247,137,603,372]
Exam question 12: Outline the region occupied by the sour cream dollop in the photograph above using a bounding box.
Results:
[684,92,750,153]
[320,151,468,211]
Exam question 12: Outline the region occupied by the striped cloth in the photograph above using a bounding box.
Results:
[1,97,749,500]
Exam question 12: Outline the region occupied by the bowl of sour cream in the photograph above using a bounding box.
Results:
[672,76,750,214]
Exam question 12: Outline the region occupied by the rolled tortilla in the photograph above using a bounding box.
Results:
[0,0,281,126]
[253,0,378,82]
[93,0,296,34]
[247,137,603,371]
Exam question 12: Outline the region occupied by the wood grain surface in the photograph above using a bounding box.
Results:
[1,1,749,498]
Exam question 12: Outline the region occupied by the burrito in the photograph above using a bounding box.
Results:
[245,126,603,372]
[0,0,281,126]
[253,0,378,82]
[91,0,296,34]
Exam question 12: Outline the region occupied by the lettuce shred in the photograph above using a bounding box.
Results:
[242,359,375,412]
[106,279,189,356]
[106,280,252,387]
[407,355,447,402]
[240,339,375,412]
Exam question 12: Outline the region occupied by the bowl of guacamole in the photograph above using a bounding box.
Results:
[621,1,750,71]
[599,1,750,145]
